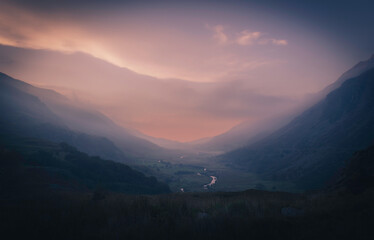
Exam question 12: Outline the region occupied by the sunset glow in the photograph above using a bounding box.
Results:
[0,0,371,141]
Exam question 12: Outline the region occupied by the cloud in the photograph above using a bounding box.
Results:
[236,30,262,45]
[258,38,288,46]
[236,30,287,46]
[0,4,272,83]
[0,44,300,141]
[1,0,130,11]
[207,24,228,44]
[208,26,287,47]
[271,39,288,45]
[0,1,290,83]
[0,1,345,141]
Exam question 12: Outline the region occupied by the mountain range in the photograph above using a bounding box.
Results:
[0,72,173,195]
[0,72,174,162]
[1,52,374,193]
[197,54,374,153]
[221,56,374,190]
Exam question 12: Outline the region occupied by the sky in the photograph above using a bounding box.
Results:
[0,0,373,141]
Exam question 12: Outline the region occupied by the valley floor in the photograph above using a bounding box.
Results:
[134,152,298,193]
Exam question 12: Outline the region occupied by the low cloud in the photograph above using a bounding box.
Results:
[236,30,262,45]
[271,39,288,45]
[258,38,288,46]
[209,25,287,47]
[236,30,287,46]
[0,2,344,141]
[213,25,228,44]
[0,44,299,141]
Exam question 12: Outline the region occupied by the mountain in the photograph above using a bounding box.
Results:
[0,72,134,163]
[331,143,374,193]
[0,44,301,152]
[0,138,170,195]
[0,72,171,161]
[196,115,294,153]
[221,61,374,190]
[196,55,374,153]
[0,72,171,194]
[321,54,374,97]
[28,83,169,159]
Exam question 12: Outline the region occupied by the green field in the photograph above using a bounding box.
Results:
[133,152,299,193]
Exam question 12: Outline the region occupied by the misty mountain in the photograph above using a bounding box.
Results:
[222,63,374,190]
[130,130,194,150]
[0,44,300,145]
[320,54,374,97]
[196,55,374,153]
[196,115,294,153]
[25,82,169,159]
[0,72,141,163]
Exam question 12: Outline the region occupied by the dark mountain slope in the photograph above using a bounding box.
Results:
[0,72,171,159]
[0,138,171,195]
[331,143,374,193]
[197,55,374,153]
[321,54,374,97]
[222,68,374,190]
[0,72,131,163]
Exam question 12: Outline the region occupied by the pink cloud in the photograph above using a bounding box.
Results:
[236,30,262,45]
[207,24,228,45]
[236,30,287,46]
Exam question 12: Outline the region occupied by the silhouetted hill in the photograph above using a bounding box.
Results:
[0,72,171,162]
[0,72,133,163]
[222,67,374,190]
[196,55,374,153]
[25,82,168,159]
[321,54,374,97]
[331,143,374,193]
[1,161,373,240]
[0,138,170,195]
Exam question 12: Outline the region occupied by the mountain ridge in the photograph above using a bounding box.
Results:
[0,72,175,160]
[221,65,374,190]
[195,54,374,153]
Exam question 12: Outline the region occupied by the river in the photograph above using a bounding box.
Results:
[203,176,217,190]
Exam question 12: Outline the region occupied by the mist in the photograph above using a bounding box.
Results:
[0,0,356,141]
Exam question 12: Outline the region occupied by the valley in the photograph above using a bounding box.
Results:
[0,2,373,237]
[132,152,299,193]
[1,54,374,195]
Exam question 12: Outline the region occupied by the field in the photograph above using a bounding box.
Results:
[134,152,299,193]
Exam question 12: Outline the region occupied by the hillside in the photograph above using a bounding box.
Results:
[0,72,134,163]
[197,55,374,153]
[222,67,374,190]
[331,143,374,193]
[0,72,172,162]
[0,137,170,195]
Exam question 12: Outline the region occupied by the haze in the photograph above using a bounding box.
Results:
[0,0,372,141]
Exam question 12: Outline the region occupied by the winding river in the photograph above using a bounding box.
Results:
[203,176,217,189]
